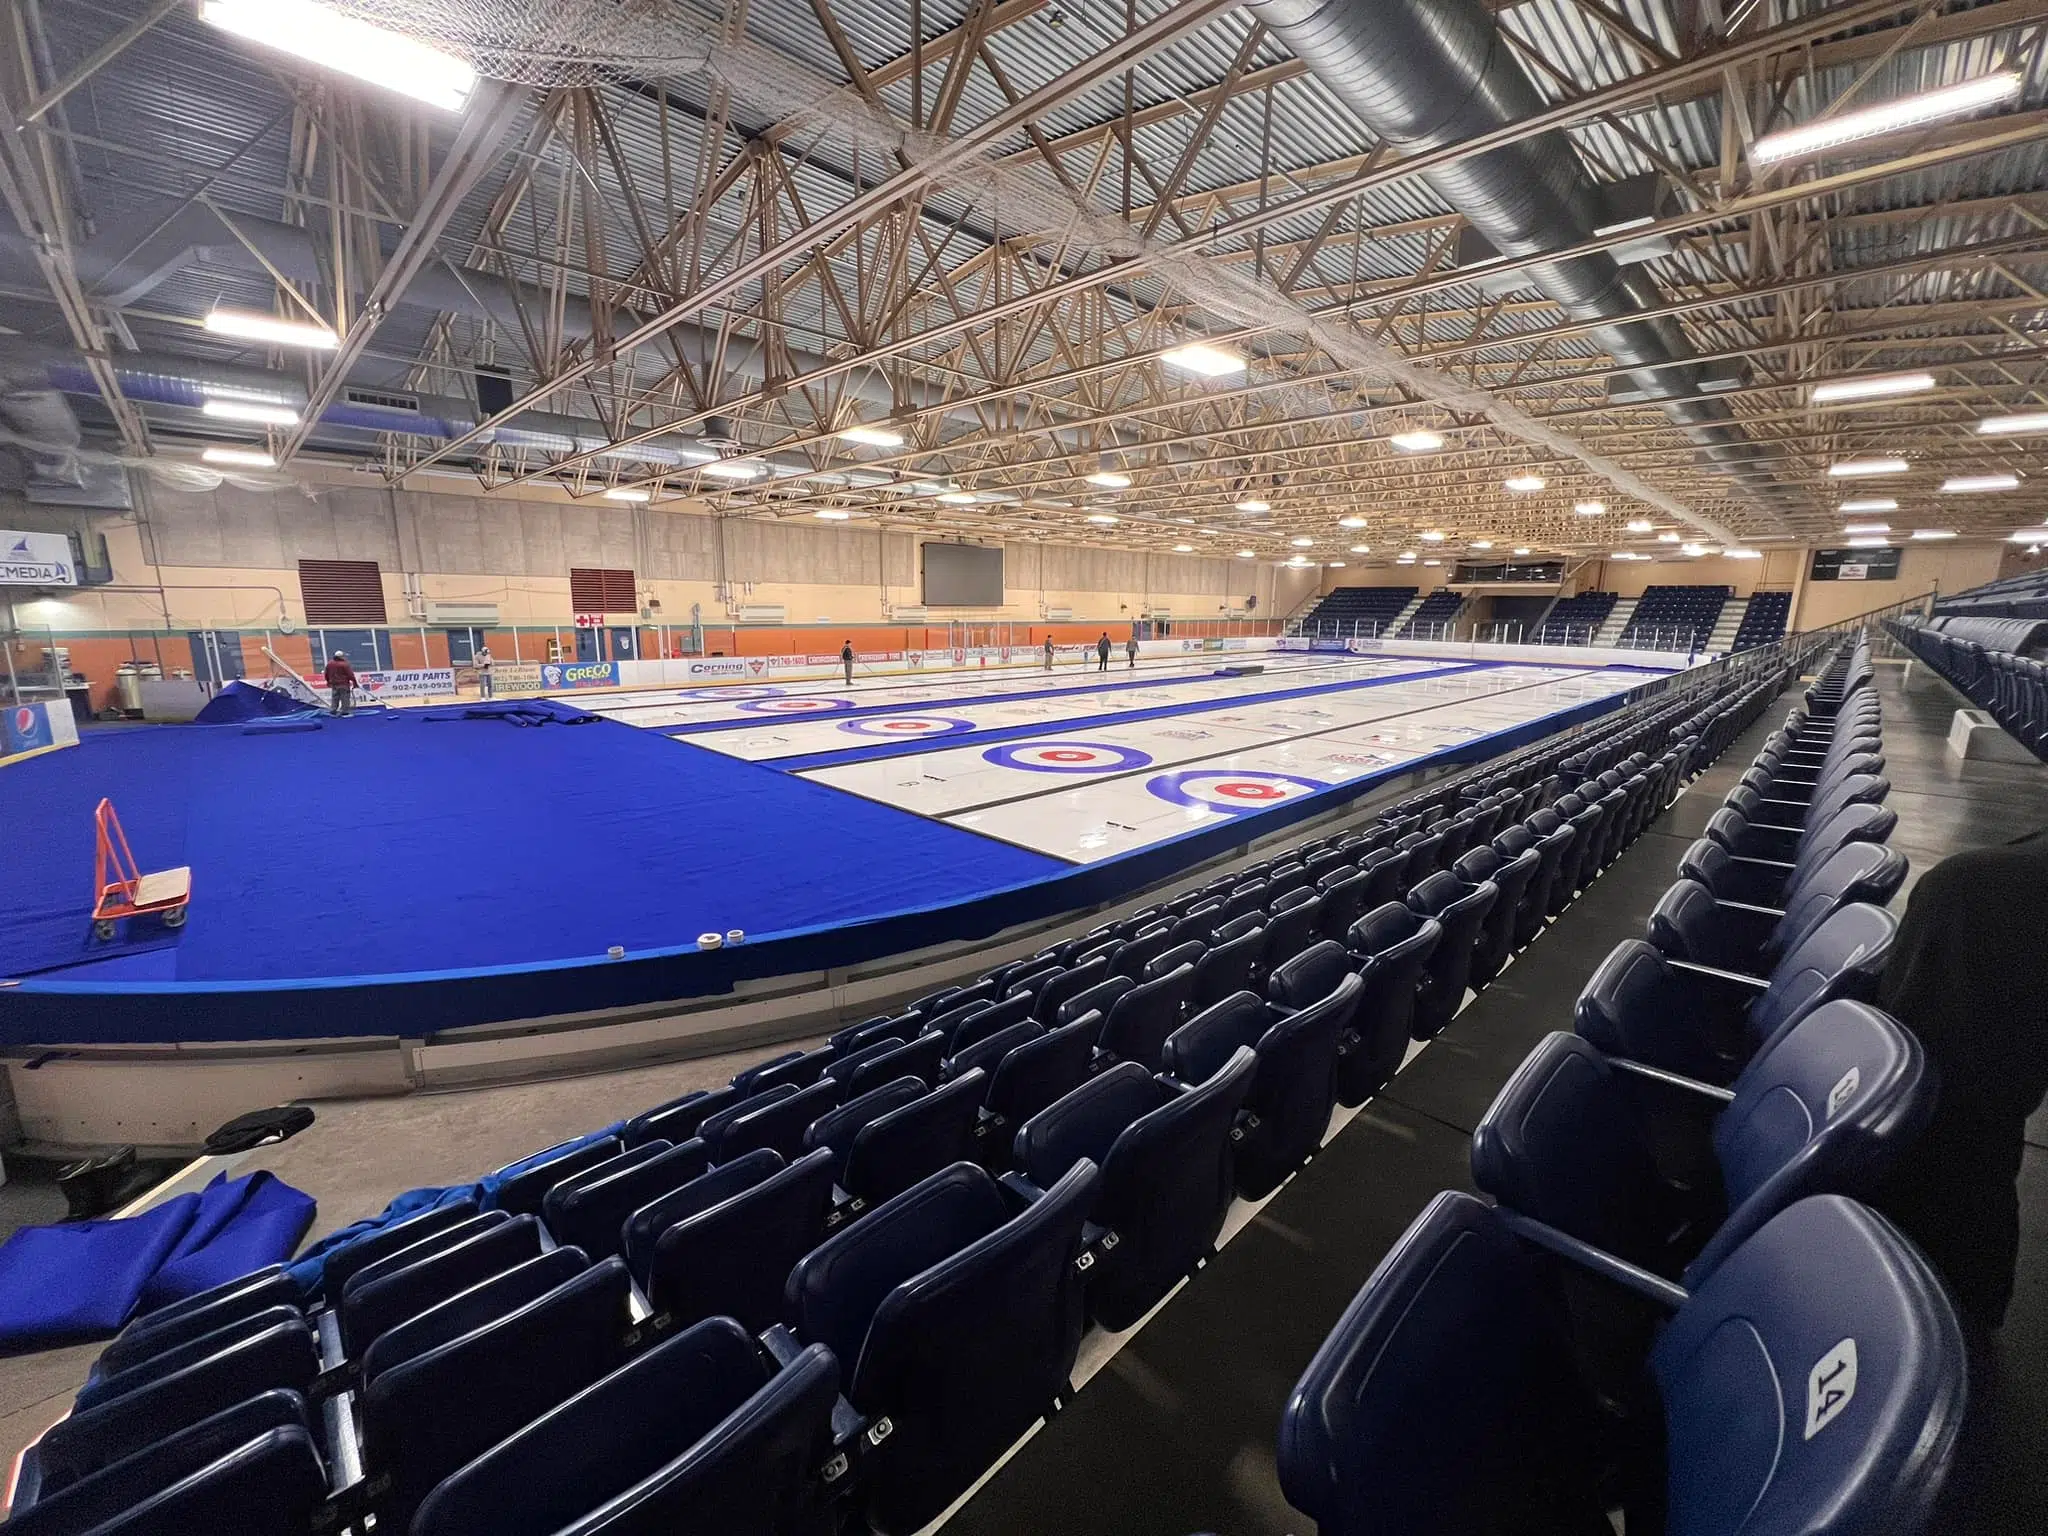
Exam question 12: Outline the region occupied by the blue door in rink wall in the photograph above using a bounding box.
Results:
[609,627,638,660]
[575,627,602,663]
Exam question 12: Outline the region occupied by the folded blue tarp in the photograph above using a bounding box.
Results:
[0,1171,315,1354]
[194,679,320,725]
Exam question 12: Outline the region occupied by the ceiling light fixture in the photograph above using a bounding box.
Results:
[1846,536,1893,549]
[1725,548,1761,559]
[1911,529,1957,540]
[1809,371,1935,405]
[700,459,765,481]
[200,446,276,468]
[1504,474,1546,493]
[1086,513,1119,525]
[1290,536,1314,547]
[814,509,853,520]
[1327,561,1346,568]
[1173,543,1195,552]
[1086,469,1131,488]
[602,488,651,503]
[1751,71,2023,165]
[1828,458,1910,478]
[1625,518,1654,533]
[1656,531,1681,543]
[1350,544,1371,554]
[1237,549,1257,558]
[1159,342,1247,377]
[837,424,904,448]
[1574,500,1605,516]
[1420,530,1445,543]
[1234,497,1270,513]
[1978,412,2048,437]
[1842,522,1891,535]
[199,0,478,111]
[1681,543,1708,557]
[1338,516,1367,529]
[200,398,299,427]
[1838,498,1898,514]
[1423,559,1442,567]
[1470,539,1493,549]
[202,307,338,350]
[1389,429,1444,452]
[1942,474,2020,493]
[1512,546,1532,556]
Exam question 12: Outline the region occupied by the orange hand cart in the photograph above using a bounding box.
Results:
[91,798,191,941]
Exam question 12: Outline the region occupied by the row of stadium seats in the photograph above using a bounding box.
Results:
[1887,615,2048,760]
[1533,589,1617,644]
[3,646,1813,1536]
[1274,638,1973,1536]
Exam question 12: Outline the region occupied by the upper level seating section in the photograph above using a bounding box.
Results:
[1732,589,1792,650]
[1935,566,2048,619]
[1279,634,1975,1536]
[1921,614,2048,656]
[7,640,1818,1536]
[1297,585,1416,636]
[1534,590,1615,644]
[1395,589,1464,638]
[1888,616,2047,762]
[1620,585,1731,651]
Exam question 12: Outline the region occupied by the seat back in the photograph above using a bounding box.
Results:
[1013,1061,1165,1188]
[1192,925,1266,1009]
[319,1199,481,1302]
[1261,895,1328,974]
[82,1426,328,1536]
[1235,973,1358,1196]
[1058,972,1136,1028]
[1096,963,1196,1071]
[97,1267,300,1380]
[1267,939,1352,1012]
[1033,957,1110,1023]
[734,1043,838,1097]
[846,1033,948,1100]
[1279,1191,1606,1536]
[844,1068,987,1205]
[804,1078,930,1178]
[74,1303,302,1415]
[35,1321,321,1493]
[1652,1196,1966,1535]
[1773,842,1909,959]
[983,1014,1098,1135]
[1314,867,1373,942]
[945,991,1036,1053]
[361,1259,636,1533]
[1752,903,1897,1044]
[948,1018,1043,1085]
[546,1141,713,1262]
[712,1078,842,1164]
[625,1089,733,1149]
[1688,1001,1933,1281]
[1161,991,1267,1087]
[1356,848,1410,910]
[1344,903,1442,1086]
[362,1249,588,1387]
[648,1148,836,1332]
[492,1136,626,1217]
[1110,922,1179,981]
[838,1159,1100,1533]
[622,1150,783,1287]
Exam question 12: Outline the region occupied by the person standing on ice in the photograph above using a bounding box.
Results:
[1097,632,1111,672]
[324,651,357,716]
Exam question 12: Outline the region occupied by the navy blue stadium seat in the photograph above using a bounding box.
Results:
[363,1248,588,1386]
[947,1018,1041,1085]
[1057,973,1133,1028]
[77,1426,327,1536]
[2,1390,311,1536]
[621,1150,784,1288]
[1335,904,1442,1103]
[1475,1002,1933,1284]
[362,1259,637,1531]
[1673,837,1906,952]
[1279,1192,1966,1536]
[1109,922,1180,982]
[804,1077,930,1180]
[1032,957,1110,1024]
[34,1320,321,1494]
[93,1268,300,1381]
[1576,903,1898,1085]
[625,1090,734,1149]
[714,1079,843,1163]
[495,1136,628,1217]
[1355,846,1411,911]
[545,1139,712,1261]
[1261,890,1327,976]
[1012,1048,1256,1329]
[1314,866,1374,943]
[1406,871,1499,1039]
[977,1014,1099,1158]
[74,1305,303,1414]
[1095,962,1196,1072]
[648,1148,836,1331]
[842,1068,987,1207]
[1647,837,1907,974]
[342,1210,544,1355]
[786,1158,1098,1533]
[1455,845,1540,987]
[946,992,1036,1053]
[412,1316,838,1536]
[842,1033,946,1100]
[734,1044,838,1096]
[320,1198,481,1300]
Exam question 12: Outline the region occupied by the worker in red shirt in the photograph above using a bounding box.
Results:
[323,651,357,716]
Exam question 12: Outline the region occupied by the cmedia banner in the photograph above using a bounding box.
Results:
[0,529,76,586]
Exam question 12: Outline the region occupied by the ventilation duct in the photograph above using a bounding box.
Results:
[1244,0,1784,512]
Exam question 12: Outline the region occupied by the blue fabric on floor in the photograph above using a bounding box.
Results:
[194,680,319,725]
[0,711,1061,990]
[0,1196,198,1353]
[138,1172,317,1313]
[282,1121,622,1296]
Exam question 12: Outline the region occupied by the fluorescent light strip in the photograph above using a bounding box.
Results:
[200,446,276,468]
[199,1,478,112]
[1389,430,1443,452]
[1751,71,2023,165]
[203,307,338,350]
[1828,458,1909,478]
[1911,529,1956,540]
[1978,412,2048,437]
[699,459,764,480]
[1159,342,1246,377]
[200,398,299,427]
[1842,522,1891,535]
[814,509,852,520]
[1810,371,1934,404]
[837,425,904,448]
[1574,501,1605,516]
[1941,474,2020,494]
[1234,498,1269,513]
[1845,537,1892,549]
[1503,474,1546,492]
[1086,471,1132,488]
[1837,498,1897,514]
[602,488,650,503]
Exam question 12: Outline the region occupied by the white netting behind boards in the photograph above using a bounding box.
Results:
[324,1,710,88]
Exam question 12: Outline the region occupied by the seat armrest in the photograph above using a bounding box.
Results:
[998,1170,1049,1208]
[1495,1210,1690,1312]
[1606,1055,1738,1106]
[1666,958,1770,992]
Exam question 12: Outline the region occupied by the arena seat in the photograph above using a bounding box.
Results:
[493,1136,627,1217]
[0,1390,311,1536]
[945,992,1036,1053]
[1187,926,1264,1009]
[81,1425,328,1536]
[625,1090,734,1150]
[1312,866,1372,942]
[1010,1049,1257,1329]
[360,1259,637,1532]
[1702,800,1897,907]
[1454,845,1541,987]
[33,1319,321,1494]
[714,1079,844,1164]
[785,1158,1098,1533]
[1335,905,1442,1105]
[319,1199,480,1299]
[73,1304,303,1414]
[1057,973,1133,1028]
[92,1267,300,1381]
[411,1316,838,1536]
[1109,922,1181,982]
[622,1151,784,1288]
[946,1019,1042,1085]
[1406,872,1499,1040]
[1095,963,1197,1072]
[1646,840,1908,973]
[976,1014,1100,1158]
[340,1213,550,1357]
[1260,890,1328,979]
[1032,957,1111,1025]
[1575,903,1898,1085]
[545,1140,714,1260]
[1163,966,1358,1199]
[362,1248,588,1386]
[697,1087,797,1151]
[841,1068,986,1207]
[647,1149,836,1332]
[1474,1002,1932,1283]
[804,1079,927,1176]
[1279,1191,1966,1536]
[843,1034,947,1100]
[734,1043,838,1096]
